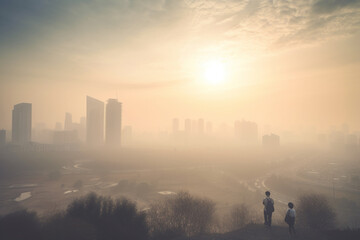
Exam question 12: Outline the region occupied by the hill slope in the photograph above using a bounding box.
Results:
[175,224,358,240]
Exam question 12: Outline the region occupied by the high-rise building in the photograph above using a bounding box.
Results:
[105,99,122,146]
[346,134,358,149]
[64,112,73,130]
[55,122,62,131]
[0,129,6,146]
[86,96,104,146]
[172,118,179,134]
[79,116,86,142]
[262,133,280,147]
[12,103,32,144]
[53,130,78,145]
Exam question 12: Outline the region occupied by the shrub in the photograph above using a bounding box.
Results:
[0,210,42,240]
[42,213,96,240]
[225,204,250,231]
[297,193,336,230]
[63,192,148,240]
[147,191,215,239]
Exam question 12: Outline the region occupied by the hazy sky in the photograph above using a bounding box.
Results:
[1,0,360,133]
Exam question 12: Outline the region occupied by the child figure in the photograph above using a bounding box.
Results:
[285,202,296,236]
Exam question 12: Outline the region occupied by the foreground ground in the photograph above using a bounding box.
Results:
[176,224,360,240]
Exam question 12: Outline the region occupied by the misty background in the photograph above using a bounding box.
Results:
[1,0,360,135]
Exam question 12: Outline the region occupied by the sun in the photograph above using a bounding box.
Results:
[202,59,226,85]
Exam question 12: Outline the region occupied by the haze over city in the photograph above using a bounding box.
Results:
[1,0,360,135]
[0,1,360,240]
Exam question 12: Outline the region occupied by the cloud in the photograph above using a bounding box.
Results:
[312,0,360,14]
[1,0,360,86]
[182,0,360,55]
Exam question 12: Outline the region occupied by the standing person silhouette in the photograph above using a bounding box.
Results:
[285,202,296,236]
[263,191,274,227]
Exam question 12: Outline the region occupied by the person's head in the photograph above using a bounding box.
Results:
[288,202,294,209]
[265,191,270,197]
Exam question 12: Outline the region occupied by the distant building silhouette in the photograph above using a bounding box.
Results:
[12,103,32,144]
[86,96,104,146]
[346,134,358,150]
[105,99,122,146]
[262,133,280,147]
[0,129,6,146]
[329,130,345,149]
[64,112,73,131]
[55,122,62,131]
[172,118,179,134]
[79,116,86,141]
[234,120,258,144]
[53,130,78,145]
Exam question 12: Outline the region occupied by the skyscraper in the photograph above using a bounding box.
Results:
[64,112,73,130]
[262,133,280,147]
[105,99,122,146]
[12,103,32,144]
[86,96,104,146]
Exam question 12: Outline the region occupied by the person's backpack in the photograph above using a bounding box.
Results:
[285,210,291,223]
[266,199,274,213]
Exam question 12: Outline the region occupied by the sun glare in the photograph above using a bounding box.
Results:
[203,59,226,85]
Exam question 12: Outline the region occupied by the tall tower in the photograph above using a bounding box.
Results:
[64,112,73,130]
[12,103,32,144]
[86,96,104,146]
[105,99,122,146]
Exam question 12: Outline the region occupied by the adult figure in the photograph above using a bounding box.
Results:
[263,191,274,227]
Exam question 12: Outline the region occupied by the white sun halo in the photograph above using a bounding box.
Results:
[203,59,226,85]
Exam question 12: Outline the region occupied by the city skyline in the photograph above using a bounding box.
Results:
[0,1,359,133]
[1,98,359,146]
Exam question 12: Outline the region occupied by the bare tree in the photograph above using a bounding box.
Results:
[297,193,336,230]
[147,191,216,239]
[224,204,251,231]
